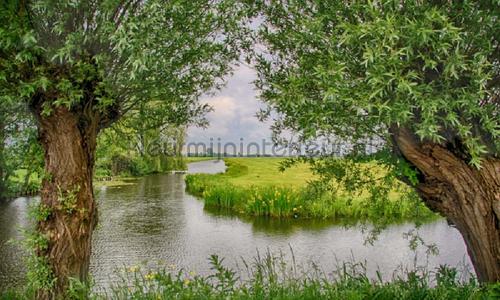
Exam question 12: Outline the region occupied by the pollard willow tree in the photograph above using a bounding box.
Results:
[0,0,248,296]
[254,1,499,282]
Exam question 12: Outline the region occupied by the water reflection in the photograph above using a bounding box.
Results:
[203,206,377,236]
[0,197,31,290]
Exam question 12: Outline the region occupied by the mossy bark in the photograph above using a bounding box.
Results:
[0,118,6,199]
[392,127,500,283]
[35,106,98,298]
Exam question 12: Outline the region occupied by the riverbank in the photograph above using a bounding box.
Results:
[185,158,437,223]
[94,157,217,186]
[0,157,217,199]
[3,254,495,299]
[93,157,217,188]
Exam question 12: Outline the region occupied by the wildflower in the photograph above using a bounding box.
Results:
[184,278,191,285]
[189,270,197,277]
[145,272,156,281]
[128,265,139,273]
[293,207,297,212]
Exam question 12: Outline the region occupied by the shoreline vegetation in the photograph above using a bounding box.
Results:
[1,157,215,199]
[4,253,498,299]
[185,158,438,223]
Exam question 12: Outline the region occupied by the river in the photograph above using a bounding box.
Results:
[0,160,473,291]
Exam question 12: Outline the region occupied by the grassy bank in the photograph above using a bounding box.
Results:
[3,156,211,196]
[0,169,41,198]
[185,158,437,222]
[100,260,497,300]
[93,157,215,188]
[3,254,497,299]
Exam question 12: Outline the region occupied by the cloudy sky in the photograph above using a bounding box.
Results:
[186,65,274,155]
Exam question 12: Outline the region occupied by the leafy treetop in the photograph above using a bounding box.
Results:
[1,0,251,129]
[255,0,499,169]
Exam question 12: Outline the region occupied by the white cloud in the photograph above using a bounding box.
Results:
[187,65,272,146]
[206,96,237,118]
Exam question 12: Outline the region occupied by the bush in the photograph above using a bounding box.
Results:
[110,154,135,176]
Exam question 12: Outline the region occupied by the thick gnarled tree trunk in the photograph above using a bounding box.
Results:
[36,106,99,298]
[392,127,500,283]
[0,118,6,200]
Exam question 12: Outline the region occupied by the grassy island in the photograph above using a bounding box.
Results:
[185,158,437,223]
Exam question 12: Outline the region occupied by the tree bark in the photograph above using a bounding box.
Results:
[0,117,6,200]
[392,127,500,283]
[36,106,99,298]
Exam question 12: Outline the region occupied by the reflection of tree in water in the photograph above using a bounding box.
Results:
[90,174,191,287]
[120,175,171,235]
[112,174,188,238]
[202,205,368,236]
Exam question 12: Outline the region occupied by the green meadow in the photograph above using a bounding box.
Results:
[212,157,314,187]
[185,158,436,223]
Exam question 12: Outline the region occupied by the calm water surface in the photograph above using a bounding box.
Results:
[0,160,473,291]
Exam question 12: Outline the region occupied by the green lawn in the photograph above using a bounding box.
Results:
[218,157,314,187]
[195,157,407,201]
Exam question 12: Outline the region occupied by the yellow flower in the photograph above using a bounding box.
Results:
[189,271,197,277]
[145,272,156,281]
[128,265,139,273]
[184,278,191,285]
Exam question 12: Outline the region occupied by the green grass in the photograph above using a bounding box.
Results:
[214,157,314,187]
[4,253,497,299]
[185,158,437,222]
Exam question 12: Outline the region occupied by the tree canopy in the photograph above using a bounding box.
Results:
[1,0,249,128]
[255,0,498,166]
